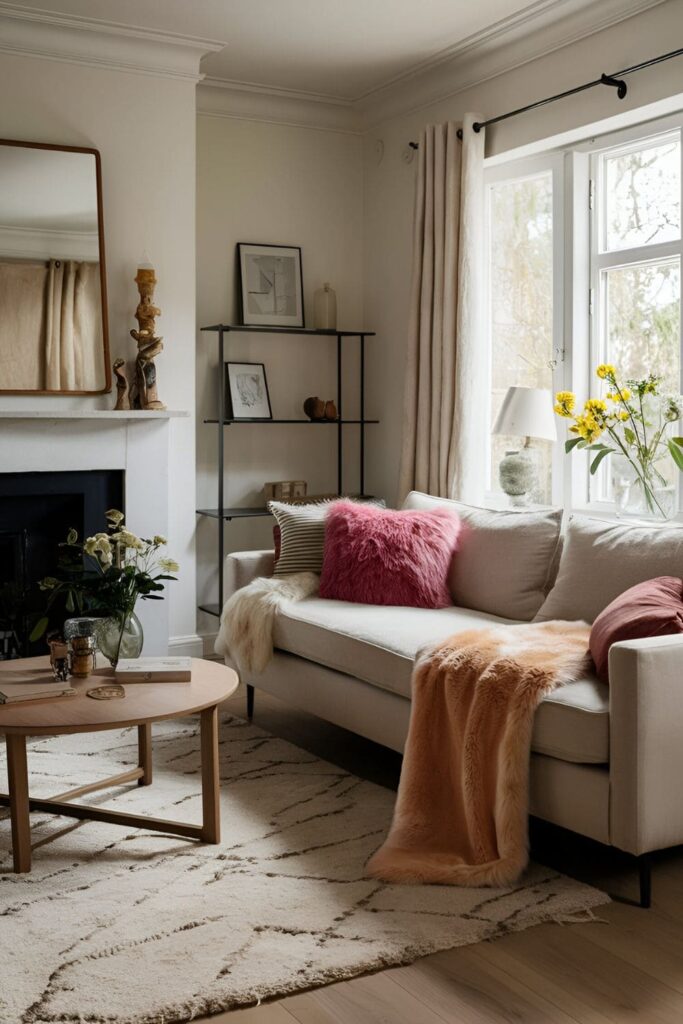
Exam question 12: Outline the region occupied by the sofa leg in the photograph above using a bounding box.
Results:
[638,854,652,909]
[246,684,254,721]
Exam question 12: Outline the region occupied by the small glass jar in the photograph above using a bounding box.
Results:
[47,636,69,681]
[64,617,100,679]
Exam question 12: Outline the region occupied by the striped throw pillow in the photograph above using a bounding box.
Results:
[269,501,331,576]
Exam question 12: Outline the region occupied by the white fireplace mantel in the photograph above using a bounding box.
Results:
[0,411,189,655]
[0,410,188,420]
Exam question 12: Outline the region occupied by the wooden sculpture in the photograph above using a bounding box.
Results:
[112,358,131,410]
[130,266,165,410]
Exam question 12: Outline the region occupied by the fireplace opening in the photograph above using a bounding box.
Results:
[0,470,124,659]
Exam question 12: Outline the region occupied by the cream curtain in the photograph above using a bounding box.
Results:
[45,259,103,390]
[0,258,102,390]
[398,115,487,503]
[0,261,48,390]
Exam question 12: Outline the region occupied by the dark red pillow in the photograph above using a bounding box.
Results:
[590,576,683,682]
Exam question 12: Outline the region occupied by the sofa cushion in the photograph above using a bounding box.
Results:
[402,492,563,621]
[535,514,683,624]
[273,597,608,764]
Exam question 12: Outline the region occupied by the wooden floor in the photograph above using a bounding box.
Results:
[200,685,683,1024]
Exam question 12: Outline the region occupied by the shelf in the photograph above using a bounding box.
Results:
[204,418,379,425]
[199,603,221,618]
[200,317,376,619]
[197,507,273,520]
[197,497,376,520]
[201,324,375,337]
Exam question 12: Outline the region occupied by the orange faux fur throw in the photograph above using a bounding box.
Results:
[367,621,591,887]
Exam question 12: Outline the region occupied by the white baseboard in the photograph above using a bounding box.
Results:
[169,633,204,657]
[198,631,219,657]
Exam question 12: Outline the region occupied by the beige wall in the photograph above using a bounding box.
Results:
[363,0,683,506]
[0,51,199,650]
[196,115,364,634]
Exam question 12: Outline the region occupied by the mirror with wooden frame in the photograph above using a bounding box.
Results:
[0,140,110,395]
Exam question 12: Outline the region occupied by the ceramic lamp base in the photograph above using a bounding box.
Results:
[498,448,536,506]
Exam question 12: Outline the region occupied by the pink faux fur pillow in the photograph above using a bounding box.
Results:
[319,500,461,608]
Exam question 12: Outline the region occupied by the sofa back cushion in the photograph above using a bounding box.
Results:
[535,515,683,623]
[401,492,563,620]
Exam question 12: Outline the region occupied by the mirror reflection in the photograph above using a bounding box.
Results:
[0,142,109,394]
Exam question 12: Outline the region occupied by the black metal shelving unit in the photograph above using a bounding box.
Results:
[198,324,377,618]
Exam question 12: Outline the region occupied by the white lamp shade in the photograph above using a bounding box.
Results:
[492,386,557,442]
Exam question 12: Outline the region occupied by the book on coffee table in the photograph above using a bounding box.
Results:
[0,681,77,704]
[115,657,192,683]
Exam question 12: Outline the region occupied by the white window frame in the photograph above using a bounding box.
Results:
[484,109,683,516]
[579,114,683,515]
[483,152,565,508]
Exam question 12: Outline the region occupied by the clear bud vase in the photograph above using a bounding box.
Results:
[314,283,337,330]
[611,454,676,521]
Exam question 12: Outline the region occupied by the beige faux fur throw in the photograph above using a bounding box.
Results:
[215,572,319,673]
[367,620,591,887]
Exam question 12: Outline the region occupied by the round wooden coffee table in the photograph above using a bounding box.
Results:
[0,656,238,873]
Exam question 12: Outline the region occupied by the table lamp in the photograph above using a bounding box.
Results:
[492,386,557,505]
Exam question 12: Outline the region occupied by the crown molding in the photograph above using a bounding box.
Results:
[196,78,361,135]
[1,0,668,124]
[0,2,225,82]
[197,0,667,134]
[202,75,353,107]
[0,222,99,261]
[356,0,667,128]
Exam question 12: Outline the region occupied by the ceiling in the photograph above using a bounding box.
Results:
[6,0,566,100]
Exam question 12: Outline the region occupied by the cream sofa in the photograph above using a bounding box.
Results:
[220,492,683,907]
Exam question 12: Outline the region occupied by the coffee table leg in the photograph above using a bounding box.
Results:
[6,735,31,873]
[200,705,220,844]
[137,724,153,786]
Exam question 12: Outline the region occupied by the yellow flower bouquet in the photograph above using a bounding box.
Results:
[555,365,683,518]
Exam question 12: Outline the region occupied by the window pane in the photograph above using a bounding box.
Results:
[603,258,681,394]
[489,172,553,503]
[603,133,681,251]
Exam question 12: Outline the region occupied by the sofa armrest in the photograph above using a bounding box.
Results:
[223,550,275,603]
[609,634,683,855]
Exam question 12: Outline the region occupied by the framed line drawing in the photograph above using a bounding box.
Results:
[237,243,304,328]
[225,361,273,420]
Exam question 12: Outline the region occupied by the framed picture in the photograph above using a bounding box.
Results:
[237,242,304,328]
[225,361,272,420]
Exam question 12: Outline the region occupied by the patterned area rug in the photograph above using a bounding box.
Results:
[0,714,607,1024]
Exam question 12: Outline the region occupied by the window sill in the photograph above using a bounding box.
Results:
[569,504,683,527]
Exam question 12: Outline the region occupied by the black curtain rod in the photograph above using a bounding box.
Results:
[408,45,683,148]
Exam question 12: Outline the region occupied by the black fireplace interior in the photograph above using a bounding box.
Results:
[0,470,124,659]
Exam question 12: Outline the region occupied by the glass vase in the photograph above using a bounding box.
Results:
[611,455,676,521]
[313,282,337,330]
[96,611,144,668]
